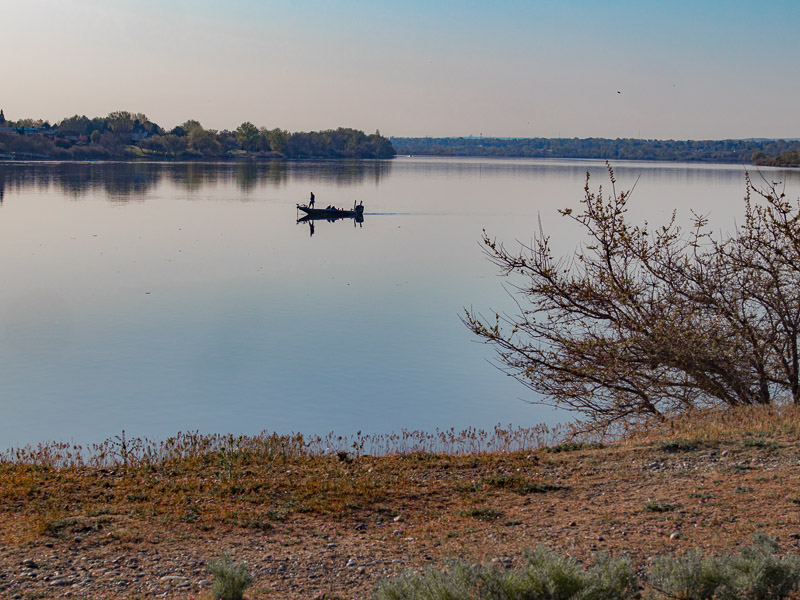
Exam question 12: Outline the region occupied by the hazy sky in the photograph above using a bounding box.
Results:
[2,0,798,139]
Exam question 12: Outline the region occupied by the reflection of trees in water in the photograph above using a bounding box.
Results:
[162,162,288,193]
[286,160,391,187]
[231,161,290,192]
[236,161,259,192]
[91,163,163,200]
[168,163,210,193]
[0,162,163,200]
[0,159,393,200]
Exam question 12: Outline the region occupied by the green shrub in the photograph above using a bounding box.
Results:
[645,501,676,512]
[373,561,479,600]
[208,551,253,600]
[459,507,504,521]
[372,545,637,600]
[648,534,800,600]
[658,439,700,453]
[545,442,606,453]
[483,474,564,495]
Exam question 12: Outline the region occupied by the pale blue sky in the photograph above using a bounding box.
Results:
[2,0,798,138]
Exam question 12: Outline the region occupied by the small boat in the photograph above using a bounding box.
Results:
[296,201,364,220]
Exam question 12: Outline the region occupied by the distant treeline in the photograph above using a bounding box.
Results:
[0,110,395,160]
[391,136,800,166]
[752,149,800,168]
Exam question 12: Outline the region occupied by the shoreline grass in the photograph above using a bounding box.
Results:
[5,402,800,470]
[0,422,578,469]
[1,404,798,538]
[3,404,800,598]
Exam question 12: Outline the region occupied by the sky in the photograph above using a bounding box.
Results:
[2,0,799,139]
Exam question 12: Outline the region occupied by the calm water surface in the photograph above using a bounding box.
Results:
[1,158,798,448]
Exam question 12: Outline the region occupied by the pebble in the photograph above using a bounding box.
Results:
[22,560,38,569]
[670,532,682,540]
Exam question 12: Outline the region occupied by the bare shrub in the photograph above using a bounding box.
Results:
[465,164,800,428]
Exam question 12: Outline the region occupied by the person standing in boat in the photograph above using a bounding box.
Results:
[309,192,315,208]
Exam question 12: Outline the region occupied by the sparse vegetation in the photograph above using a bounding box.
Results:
[645,501,677,513]
[658,439,702,453]
[374,536,800,600]
[545,441,606,453]
[3,405,800,598]
[649,534,800,600]
[373,546,638,600]
[483,474,564,495]
[459,507,505,521]
[208,551,253,600]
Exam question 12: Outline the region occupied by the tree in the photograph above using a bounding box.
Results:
[180,120,204,135]
[235,121,259,151]
[13,118,48,129]
[264,128,288,154]
[216,129,238,153]
[257,128,272,152]
[464,164,800,429]
[106,111,136,133]
[187,127,222,156]
[162,134,188,156]
[97,131,124,154]
[58,114,92,136]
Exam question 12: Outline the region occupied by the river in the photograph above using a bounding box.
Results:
[1,157,797,447]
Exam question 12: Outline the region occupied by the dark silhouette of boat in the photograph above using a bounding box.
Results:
[297,201,364,220]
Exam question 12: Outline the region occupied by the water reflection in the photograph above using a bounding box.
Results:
[0,159,392,200]
[4,156,800,448]
[296,206,365,237]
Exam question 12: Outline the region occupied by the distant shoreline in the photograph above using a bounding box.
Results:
[390,136,800,167]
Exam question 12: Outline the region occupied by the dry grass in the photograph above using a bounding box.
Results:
[1,406,798,535]
[0,424,572,538]
[2,405,800,598]
[625,403,800,444]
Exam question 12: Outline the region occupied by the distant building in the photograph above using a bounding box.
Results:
[0,109,5,125]
[58,130,82,142]
[21,127,55,137]
[129,124,151,142]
